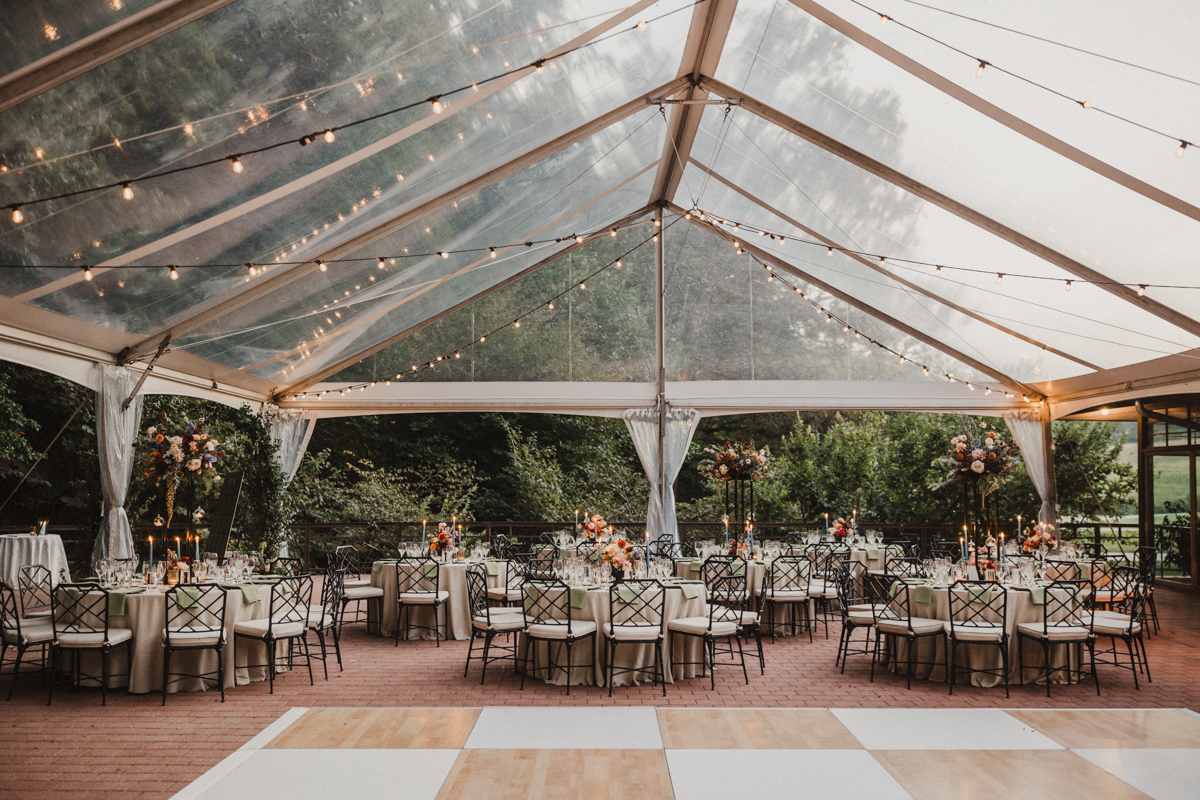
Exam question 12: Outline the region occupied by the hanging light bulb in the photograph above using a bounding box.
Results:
[880,13,889,23]
[1065,280,1072,291]
[935,265,942,274]
[439,251,449,259]
[579,282,586,290]
[231,156,243,173]
[825,314,832,323]
[767,273,774,282]
[377,257,386,269]
[826,247,833,256]
[1178,141,1189,158]
[637,20,646,29]
[169,265,179,280]
[83,267,93,281]
[610,228,617,237]
[995,273,1003,284]
[317,260,327,272]
[479,336,486,343]
[985,387,992,395]
[967,382,975,390]
[899,354,905,363]
[431,97,444,114]
[615,259,622,268]
[514,320,521,328]
[1137,285,1146,297]
[324,130,335,143]
[548,302,555,309]
[11,207,23,224]
[454,351,461,359]
[923,367,929,375]
[652,234,658,242]
[654,218,661,228]
[489,247,496,258]
[121,183,134,200]
[246,263,256,276]
[534,60,545,74]
[1081,100,1092,110]
[575,235,584,243]
[976,60,987,78]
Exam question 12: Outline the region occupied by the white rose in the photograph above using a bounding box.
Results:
[205,440,217,451]
[970,461,985,473]
[985,437,995,448]
[146,426,157,435]
[187,458,201,471]
[971,449,985,459]
[170,436,183,446]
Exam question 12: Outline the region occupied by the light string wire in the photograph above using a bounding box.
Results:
[853,0,1196,155]
[891,0,1200,88]
[694,211,1030,400]
[689,208,1196,295]
[0,5,639,175]
[280,216,679,400]
[1,0,707,220]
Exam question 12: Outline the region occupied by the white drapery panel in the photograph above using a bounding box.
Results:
[624,406,701,543]
[1002,408,1056,526]
[270,408,317,486]
[91,365,143,570]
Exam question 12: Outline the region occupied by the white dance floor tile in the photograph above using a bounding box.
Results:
[1074,749,1198,800]
[831,708,1063,750]
[463,706,663,749]
[666,750,914,800]
[191,749,459,800]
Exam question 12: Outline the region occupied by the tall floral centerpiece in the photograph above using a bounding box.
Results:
[139,413,226,549]
[700,437,769,553]
[933,420,1018,554]
[600,537,640,583]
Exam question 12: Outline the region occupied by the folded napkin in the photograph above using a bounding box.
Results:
[730,561,745,576]
[616,584,639,604]
[485,560,500,577]
[108,587,144,616]
[679,583,700,600]
[865,547,881,560]
[422,562,439,579]
[569,586,587,610]
[967,585,994,605]
[911,585,935,605]
[173,585,201,610]
[371,560,398,574]
[222,583,261,604]
[689,558,703,572]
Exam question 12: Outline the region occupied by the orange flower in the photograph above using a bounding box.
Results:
[617,539,626,548]
[155,434,164,442]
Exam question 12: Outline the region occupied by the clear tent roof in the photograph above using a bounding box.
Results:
[0,0,1197,419]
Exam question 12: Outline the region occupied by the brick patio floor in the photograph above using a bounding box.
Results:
[2,588,1197,800]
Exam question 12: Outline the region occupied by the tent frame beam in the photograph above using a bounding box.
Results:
[700,76,1200,341]
[688,159,1103,371]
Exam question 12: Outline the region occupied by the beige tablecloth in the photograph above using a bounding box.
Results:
[70,585,284,693]
[887,584,1080,687]
[0,534,71,590]
[369,560,504,641]
[519,582,708,688]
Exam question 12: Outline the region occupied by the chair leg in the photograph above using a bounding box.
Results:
[869,631,880,683]
[7,645,23,702]
[658,640,666,697]
[464,633,476,678]
[100,646,109,707]
[1041,640,1051,698]
[267,636,277,694]
[947,639,955,696]
[519,635,530,691]
[905,636,914,690]
[607,639,616,697]
[394,604,403,646]
[316,628,329,681]
[1126,637,1139,690]
[1089,639,1100,695]
[218,641,226,703]
[332,622,343,672]
[161,647,171,706]
[754,627,764,675]
[564,640,573,697]
[1017,635,1025,685]
[1137,634,1152,683]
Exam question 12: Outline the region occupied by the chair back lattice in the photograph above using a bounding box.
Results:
[164,584,228,646]
[1135,546,1157,588]
[266,575,312,634]
[885,555,926,578]
[523,579,578,633]
[0,582,25,637]
[18,565,52,617]
[653,539,691,559]
[706,574,748,630]
[767,556,810,596]
[317,568,344,619]
[608,579,666,633]
[465,565,491,621]
[1034,579,1094,634]
[522,557,557,582]
[811,545,849,579]
[947,580,1008,634]
[396,559,440,595]
[53,584,114,639]
[270,557,305,576]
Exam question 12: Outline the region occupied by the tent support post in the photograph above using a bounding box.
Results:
[655,205,667,536]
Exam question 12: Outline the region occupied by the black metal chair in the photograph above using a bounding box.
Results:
[653,539,692,559]
[233,575,314,694]
[519,579,596,695]
[929,541,962,561]
[394,558,449,646]
[18,565,53,619]
[1136,546,1160,635]
[668,572,749,689]
[834,563,887,672]
[602,578,666,696]
[269,557,305,576]
[521,556,557,582]
[884,554,926,579]
[464,565,524,684]
[1090,565,1151,689]
[2,581,54,701]
[487,556,525,609]
[762,555,811,643]
[337,562,384,636]
[873,581,946,689]
[809,545,849,638]
[946,579,1010,697]
[1016,579,1099,697]
[332,546,371,587]
[162,584,229,704]
[49,584,134,706]
[309,569,344,678]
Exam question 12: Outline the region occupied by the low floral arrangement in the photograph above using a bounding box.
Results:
[600,538,640,572]
[933,420,1018,497]
[700,436,770,483]
[165,549,190,570]
[580,514,614,540]
[1022,522,1056,552]
[139,412,227,527]
[830,518,850,539]
[428,522,455,553]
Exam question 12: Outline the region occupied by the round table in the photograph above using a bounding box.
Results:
[0,533,71,590]
[519,581,708,688]
[887,583,1080,687]
[369,560,505,640]
[69,583,284,693]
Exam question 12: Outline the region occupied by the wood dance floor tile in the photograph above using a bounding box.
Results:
[436,750,673,800]
[657,709,861,749]
[1005,709,1200,749]
[871,750,1153,800]
[265,708,481,749]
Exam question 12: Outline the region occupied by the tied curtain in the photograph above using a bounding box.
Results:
[91,365,143,569]
[1002,408,1057,527]
[270,409,316,557]
[624,407,701,544]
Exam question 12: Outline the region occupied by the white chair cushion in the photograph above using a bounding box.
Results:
[603,623,661,641]
[306,609,335,629]
[344,586,384,599]
[399,590,449,605]
[667,616,738,636]
[709,607,759,626]
[877,617,945,636]
[526,620,597,639]
[343,579,372,588]
[1016,622,1092,641]
[55,628,133,648]
[473,614,525,632]
[766,590,809,601]
[945,622,1006,642]
[1091,617,1139,636]
[233,618,306,638]
[163,626,224,646]
[3,620,54,644]
[488,604,525,615]
[847,611,877,626]
[487,588,523,602]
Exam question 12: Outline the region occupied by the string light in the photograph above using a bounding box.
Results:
[323,130,335,143]
[1138,285,1146,297]
[1065,280,1072,291]
[995,273,1003,284]
[489,247,496,258]
[976,60,987,78]
[826,247,833,256]
[169,266,179,280]
[82,267,93,281]
[10,207,22,224]
[439,251,449,259]
[121,184,134,200]
[317,261,327,272]
[377,257,386,269]
[431,97,444,114]
[1179,142,1189,158]
[231,156,243,173]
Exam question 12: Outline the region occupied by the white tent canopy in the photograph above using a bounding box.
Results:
[0,0,1197,424]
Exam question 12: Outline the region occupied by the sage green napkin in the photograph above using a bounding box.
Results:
[59,586,82,610]
[485,559,500,577]
[422,562,439,579]
[1028,586,1046,605]
[967,585,993,605]
[108,587,144,616]
[679,582,700,600]
[173,586,201,610]
[730,561,745,576]
[569,586,587,610]
[222,583,261,604]
[865,547,881,560]
[912,585,935,605]
[689,558,703,572]
[371,560,398,574]
[616,584,638,604]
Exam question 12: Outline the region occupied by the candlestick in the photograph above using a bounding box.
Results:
[175,536,181,558]
[148,536,153,570]
[959,535,966,562]
[575,509,580,536]
[824,512,829,536]
[422,519,427,539]
[999,532,1006,565]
